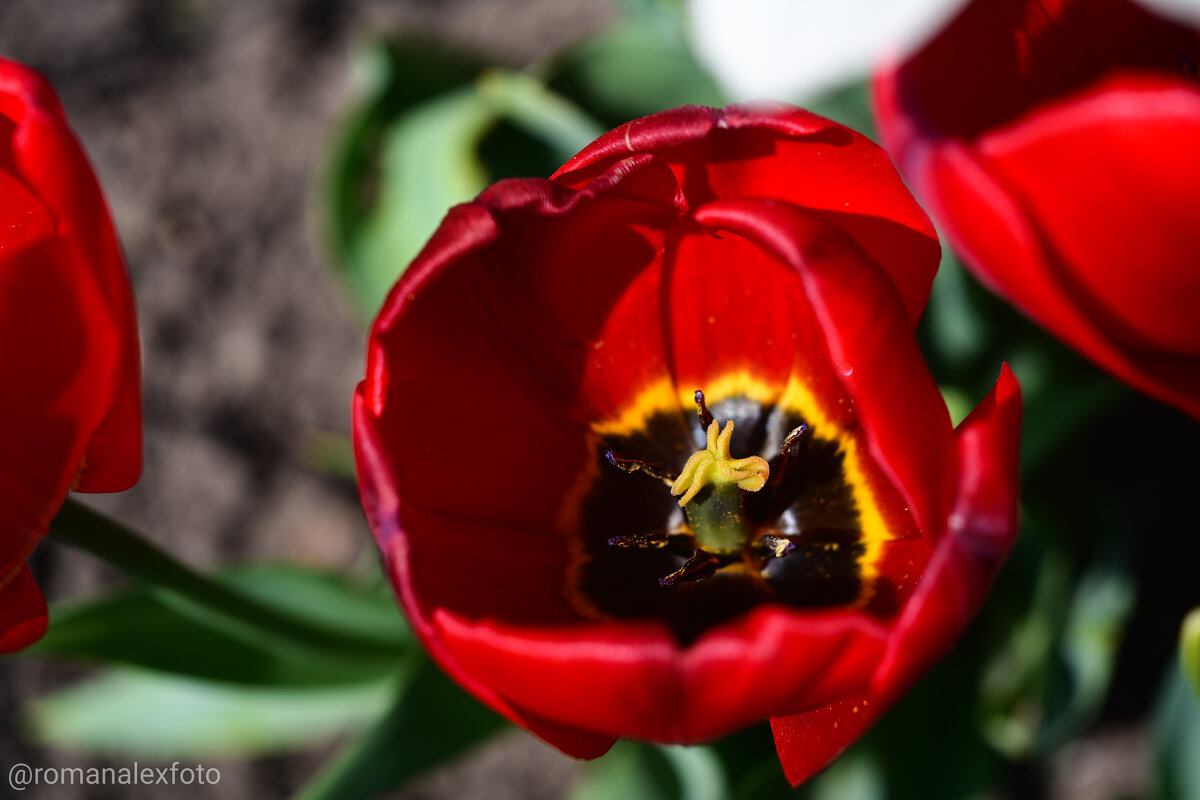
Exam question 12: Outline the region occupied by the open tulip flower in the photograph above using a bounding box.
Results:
[354,104,1021,785]
[874,0,1200,418]
[0,58,142,653]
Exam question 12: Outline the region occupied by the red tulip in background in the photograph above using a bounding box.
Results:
[874,0,1200,418]
[0,58,142,653]
[354,104,1021,785]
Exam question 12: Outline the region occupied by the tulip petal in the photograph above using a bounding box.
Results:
[691,200,955,544]
[0,234,117,564]
[433,603,887,744]
[880,0,1199,141]
[883,89,1200,419]
[976,77,1200,354]
[364,155,685,532]
[354,391,616,759]
[871,364,1020,699]
[555,105,940,323]
[0,57,141,491]
[0,563,48,654]
[660,222,803,417]
[873,0,1200,419]
[770,695,881,787]
[771,365,1020,786]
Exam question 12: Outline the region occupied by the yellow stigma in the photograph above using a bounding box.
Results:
[670,420,770,507]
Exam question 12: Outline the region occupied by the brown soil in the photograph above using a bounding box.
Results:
[0,1,614,797]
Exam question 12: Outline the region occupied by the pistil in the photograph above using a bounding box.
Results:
[670,419,769,554]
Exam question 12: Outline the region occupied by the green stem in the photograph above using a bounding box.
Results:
[49,499,403,664]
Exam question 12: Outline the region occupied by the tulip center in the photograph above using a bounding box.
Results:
[564,377,924,643]
[605,391,806,588]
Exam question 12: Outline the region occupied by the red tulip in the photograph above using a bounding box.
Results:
[353,104,1021,784]
[0,59,142,653]
[874,0,1200,418]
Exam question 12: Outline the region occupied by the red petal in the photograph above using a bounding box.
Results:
[874,1,1200,419]
[771,695,880,787]
[432,604,887,744]
[555,104,940,324]
[771,367,1020,786]
[976,77,1200,354]
[0,233,119,563]
[871,365,1021,700]
[691,200,956,542]
[363,156,683,532]
[881,0,1199,140]
[661,224,802,404]
[0,563,48,654]
[354,392,616,759]
[0,57,141,491]
[881,83,1200,418]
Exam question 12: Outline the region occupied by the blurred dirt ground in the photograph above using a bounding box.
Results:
[0,1,615,797]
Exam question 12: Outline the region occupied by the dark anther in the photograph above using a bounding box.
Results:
[694,389,715,430]
[758,534,795,558]
[604,450,676,482]
[607,531,670,549]
[769,423,809,487]
[659,550,720,587]
[1181,53,1198,78]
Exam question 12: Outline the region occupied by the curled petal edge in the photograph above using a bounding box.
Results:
[772,364,1021,786]
[352,387,617,759]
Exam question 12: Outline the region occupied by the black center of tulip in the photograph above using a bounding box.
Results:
[566,389,875,643]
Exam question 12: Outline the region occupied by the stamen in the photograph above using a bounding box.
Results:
[758,534,795,558]
[604,450,676,482]
[659,550,720,587]
[607,531,670,549]
[693,389,715,430]
[769,423,809,487]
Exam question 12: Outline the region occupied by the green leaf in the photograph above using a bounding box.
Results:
[1182,608,1200,700]
[808,750,884,800]
[568,742,727,800]
[24,670,404,759]
[294,657,507,800]
[325,40,493,320]
[48,502,406,666]
[344,85,495,318]
[659,746,728,800]
[1007,345,1124,474]
[568,741,679,800]
[476,69,604,164]
[924,250,990,372]
[32,564,408,686]
[1154,658,1200,800]
[980,529,1134,756]
[804,81,877,141]
[324,37,610,321]
[545,17,725,126]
